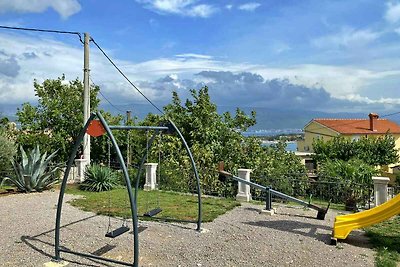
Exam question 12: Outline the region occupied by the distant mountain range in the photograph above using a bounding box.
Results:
[2,102,399,135]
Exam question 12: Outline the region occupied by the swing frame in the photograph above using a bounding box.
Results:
[111,119,203,228]
[54,111,202,267]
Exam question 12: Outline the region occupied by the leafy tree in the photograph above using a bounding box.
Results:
[313,135,398,166]
[136,87,306,197]
[253,142,308,197]
[318,159,377,209]
[16,75,100,162]
[0,128,16,178]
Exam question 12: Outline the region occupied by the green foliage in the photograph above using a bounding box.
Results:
[365,216,400,267]
[16,75,100,162]
[318,158,377,208]
[313,135,398,166]
[152,87,258,195]
[2,146,60,192]
[0,128,16,177]
[80,164,119,192]
[90,111,125,164]
[253,142,308,197]
[133,87,306,197]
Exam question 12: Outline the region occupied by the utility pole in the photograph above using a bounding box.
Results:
[83,32,90,164]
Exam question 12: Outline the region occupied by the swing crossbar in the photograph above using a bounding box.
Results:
[143,207,162,217]
[105,226,130,238]
[109,125,169,131]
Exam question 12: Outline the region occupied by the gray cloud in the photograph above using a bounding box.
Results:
[0,54,20,77]
[129,71,360,112]
[22,52,38,59]
[196,71,334,109]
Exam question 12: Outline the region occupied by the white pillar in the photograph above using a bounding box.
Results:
[74,158,88,183]
[236,169,252,202]
[144,163,158,191]
[373,176,390,206]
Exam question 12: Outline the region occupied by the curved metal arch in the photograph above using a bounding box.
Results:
[55,112,139,267]
[134,119,202,231]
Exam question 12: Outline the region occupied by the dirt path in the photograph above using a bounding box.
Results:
[0,191,375,266]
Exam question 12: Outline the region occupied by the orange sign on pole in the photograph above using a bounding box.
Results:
[86,120,106,137]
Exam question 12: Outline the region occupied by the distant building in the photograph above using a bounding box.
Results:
[297,113,400,173]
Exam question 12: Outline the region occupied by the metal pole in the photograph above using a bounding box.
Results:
[55,113,97,261]
[168,119,202,231]
[265,186,271,211]
[97,112,139,267]
[109,125,169,131]
[83,32,91,164]
[126,110,131,167]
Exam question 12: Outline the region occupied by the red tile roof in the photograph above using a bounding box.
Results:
[313,118,400,134]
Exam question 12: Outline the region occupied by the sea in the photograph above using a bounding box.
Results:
[243,129,301,152]
[261,141,297,152]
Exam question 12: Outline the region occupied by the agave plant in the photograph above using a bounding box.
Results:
[80,164,118,192]
[2,146,60,192]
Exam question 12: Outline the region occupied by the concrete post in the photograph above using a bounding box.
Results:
[74,158,88,183]
[236,169,252,202]
[83,32,91,165]
[373,176,390,206]
[144,163,158,191]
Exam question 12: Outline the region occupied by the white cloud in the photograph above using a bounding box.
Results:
[136,0,217,18]
[238,2,261,12]
[311,27,381,49]
[1,32,400,111]
[385,1,400,23]
[225,4,233,10]
[337,94,400,105]
[175,53,213,59]
[0,0,81,19]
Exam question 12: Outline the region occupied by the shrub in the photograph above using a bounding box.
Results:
[0,129,16,181]
[2,145,60,192]
[80,164,119,192]
[318,158,377,209]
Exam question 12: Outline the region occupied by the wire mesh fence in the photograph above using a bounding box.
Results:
[248,175,373,211]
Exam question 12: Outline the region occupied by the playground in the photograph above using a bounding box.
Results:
[0,190,374,267]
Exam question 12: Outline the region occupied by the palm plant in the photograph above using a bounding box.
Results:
[80,164,118,192]
[2,145,60,192]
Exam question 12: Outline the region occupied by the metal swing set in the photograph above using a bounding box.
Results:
[54,111,202,267]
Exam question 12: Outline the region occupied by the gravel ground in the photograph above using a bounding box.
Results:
[0,190,375,267]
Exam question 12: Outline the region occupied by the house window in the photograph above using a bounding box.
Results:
[352,135,360,141]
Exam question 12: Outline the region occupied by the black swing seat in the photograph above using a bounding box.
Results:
[143,207,162,217]
[105,226,130,238]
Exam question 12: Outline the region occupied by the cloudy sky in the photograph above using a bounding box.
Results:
[0,0,400,115]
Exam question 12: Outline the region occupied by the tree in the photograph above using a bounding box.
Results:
[0,128,16,178]
[137,87,306,197]
[318,159,378,209]
[313,135,398,166]
[16,75,100,162]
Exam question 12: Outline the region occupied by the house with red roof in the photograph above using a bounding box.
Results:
[297,113,400,172]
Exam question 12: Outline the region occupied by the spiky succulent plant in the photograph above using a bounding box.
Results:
[80,164,119,192]
[2,146,60,192]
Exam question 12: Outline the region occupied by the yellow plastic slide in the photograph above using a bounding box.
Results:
[333,193,400,240]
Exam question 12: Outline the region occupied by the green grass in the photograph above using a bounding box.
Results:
[0,185,17,195]
[365,216,400,267]
[66,185,240,222]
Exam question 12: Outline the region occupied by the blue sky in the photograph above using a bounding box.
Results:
[1,0,400,115]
